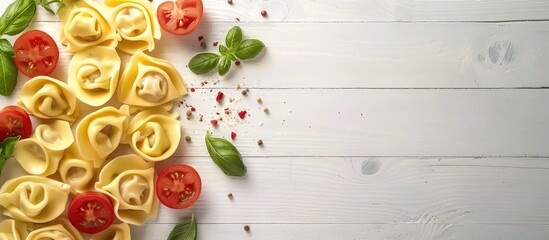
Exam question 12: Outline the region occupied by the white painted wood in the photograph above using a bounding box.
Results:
[4,0,549,23]
[132,223,549,240]
[5,22,549,89]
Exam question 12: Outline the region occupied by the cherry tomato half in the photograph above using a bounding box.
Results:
[157,0,203,35]
[13,30,60,78]
[156,164,202,209]
[0,105,32,142]
[68,192,114,234]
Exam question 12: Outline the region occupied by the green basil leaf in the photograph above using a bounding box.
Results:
[225,26,242,51]
[0,136,20,175]
[167,214,197,240]
[219,45,229,56]
[205,131,247,176]
[228,53,237,61]
[0,0,36,36]
[0,54,18,96]
[36,0,64,15]
[218,57,231,76]
[188,53,220,74]
[235,39,265,60]
[0,39,15,57]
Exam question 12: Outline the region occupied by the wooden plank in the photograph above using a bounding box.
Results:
[5,22,549,89]
[3,88,549,157]
[133,223,549,240]
[5,0,549,23]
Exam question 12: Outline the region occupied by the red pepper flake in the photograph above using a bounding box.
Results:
[190,88,195,92]
[213,41,219,46]
[231,132,237,140]
[210,89,213,92]
[216,91,224,103]
[210,120,218,126]
[191,107,196,112]
[216,112,220,115]
[235,61,241,66]
[238,110,247,119]
[261,10,267,17]
[236,17,240,21]
[198,36,204,41]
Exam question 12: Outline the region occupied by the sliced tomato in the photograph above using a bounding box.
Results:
[157,0,203,35]
[68,192,114,234]
[0,105,32,142]
[13,30,59,78]
[156,164,202,209]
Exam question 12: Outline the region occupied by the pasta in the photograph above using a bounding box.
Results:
[117,51,187,109]
[95,154,158,225]
[26,218,83,240]
[17,76,79,122]
[0,176,70,223]
[59,0,120,52]
[58,155,95,194]
[124,109,181,162]
[68,46,121,106]
[0,219,29,240]
[74,105,130,168]
[14,120,73,176]
[105,0,161,54]
[89,223,131,240]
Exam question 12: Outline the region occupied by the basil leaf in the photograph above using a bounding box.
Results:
[0,39,15,57]
[235,39,265,60]
[205,131,247,176]
[36,0,64,15]
[188,53,220,74]
[0,54,18,96]
[225,26,242,51]
[219,45,229,56]
[0,136,20,175]
[167,214,197,240]
[218,57,231,76]
[228,53,237,61]
[0,0,36,36]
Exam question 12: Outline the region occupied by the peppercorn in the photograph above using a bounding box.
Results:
[227,192,233,199]
[257,140,263,146]
[244,225,250,232]
[241,90,247,96]
[261,10,267,17]
[185,136,191,142]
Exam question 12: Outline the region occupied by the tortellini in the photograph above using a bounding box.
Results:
[26,218,83,240]
[17,76,79,122]
[0,219,29,240]
[106,0,161,54]
[124,109,181,162]
[118,51,187,110]
[89,223,131,240]
[95,154,158,225]
[0,176,70,223]
[14,120,73,176]
[68,46,121,106]
[75,105,130,168]
[58,155,95,194]
[60,0,120,52]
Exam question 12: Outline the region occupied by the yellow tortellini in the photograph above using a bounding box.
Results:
[89,223,131,240]
[75,105,130,168]
[68,46,121,107]
[26,218,83,240]
[58,155,96,194]
[0,176,70,223]
[60,0,120,52]
[105,0,161,54]
[17,76,79,122]
[124,109,181,162]
[14,120,73,176]
[118,51,187,110]
[0,219,29,240]
[95,154,159,225]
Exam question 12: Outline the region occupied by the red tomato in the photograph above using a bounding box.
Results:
[156,164,202,209]
[68,192,114,234]
[157,0,203,35]
[13,30,59,78]
[0,105,32,142]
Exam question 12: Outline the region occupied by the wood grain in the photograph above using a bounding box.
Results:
[4,0,549,22]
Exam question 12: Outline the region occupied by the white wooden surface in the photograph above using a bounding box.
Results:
[2,0,549,239]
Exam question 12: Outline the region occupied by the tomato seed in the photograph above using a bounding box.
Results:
[200,41,206,49]
[261,10,267,17]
